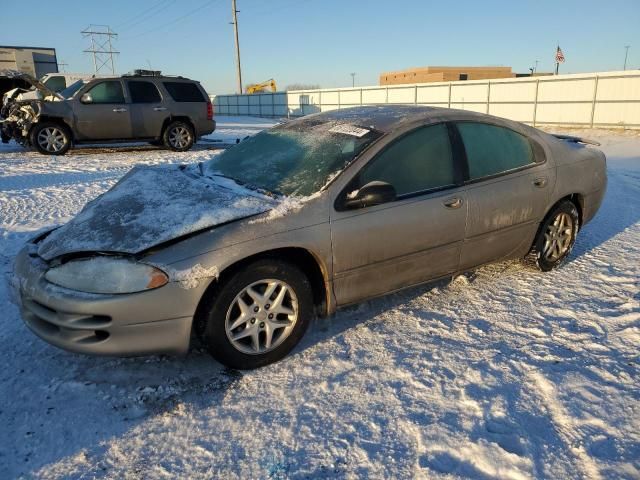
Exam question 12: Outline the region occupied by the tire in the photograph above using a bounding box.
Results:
[200,259,313,369]
[528,200,580,272]
[30,121,72,155]
[162,120,194,152]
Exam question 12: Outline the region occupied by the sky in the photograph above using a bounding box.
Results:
[1,0,639,94]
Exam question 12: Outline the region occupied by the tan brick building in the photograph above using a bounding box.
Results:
[380,66,515,85]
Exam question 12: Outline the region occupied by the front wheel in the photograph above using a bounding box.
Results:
[30,122,72,155]
[163,121,194,152]
[199,259,313,369]
[529,200,579,271]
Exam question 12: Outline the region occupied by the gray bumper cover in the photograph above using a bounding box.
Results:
[13,246,208,356]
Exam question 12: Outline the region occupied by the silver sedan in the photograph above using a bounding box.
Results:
[13,106,607,369]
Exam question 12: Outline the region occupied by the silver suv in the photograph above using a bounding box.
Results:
[0,70,215,155]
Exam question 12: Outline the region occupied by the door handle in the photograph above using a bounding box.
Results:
[443,197,463,209]
[112,108,127,113]
[153,107,167,111]
[533,177,548,188]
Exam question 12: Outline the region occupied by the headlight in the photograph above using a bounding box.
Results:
[44,257,168,294]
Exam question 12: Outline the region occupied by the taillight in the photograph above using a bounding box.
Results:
[206,101,214,120]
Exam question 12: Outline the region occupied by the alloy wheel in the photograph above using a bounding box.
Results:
[168,126,191,149]
[225,279,298,355]
[37,127,66,153]
[543,212,573,261]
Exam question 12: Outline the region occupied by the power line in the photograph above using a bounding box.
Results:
[121,0,219,40]
[118,0,177,32]
[244,0,314,18]
[115,0,172,29]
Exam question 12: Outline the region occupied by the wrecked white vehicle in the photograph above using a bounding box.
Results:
[0,69,70,150]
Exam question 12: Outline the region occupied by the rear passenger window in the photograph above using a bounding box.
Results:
[359,123,455,196]
[86,81,125,104]
[128,81,161,103]
[457,122,534,180]
[163,82,205,102]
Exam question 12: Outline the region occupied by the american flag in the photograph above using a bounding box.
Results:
[555,46,566,63]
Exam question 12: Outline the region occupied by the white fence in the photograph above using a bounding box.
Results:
[212,71,640,128]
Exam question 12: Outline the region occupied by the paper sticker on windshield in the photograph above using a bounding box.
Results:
[329,124,370,137]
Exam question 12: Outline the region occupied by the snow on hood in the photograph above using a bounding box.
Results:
[37,164,277,260]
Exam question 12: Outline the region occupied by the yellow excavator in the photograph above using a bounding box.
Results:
[246,79,277,94]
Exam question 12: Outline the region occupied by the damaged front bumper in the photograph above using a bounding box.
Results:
[0,99,40,145]
[13,243,207,356]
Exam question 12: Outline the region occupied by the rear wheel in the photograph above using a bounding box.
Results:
[30,122,72,155]
[199,259,313,369]
[163,120,194,152]
[529,200,579,271]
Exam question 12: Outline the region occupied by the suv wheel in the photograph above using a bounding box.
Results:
[30,122,72,155]
[199,259,313,369]
[163,121,194,152]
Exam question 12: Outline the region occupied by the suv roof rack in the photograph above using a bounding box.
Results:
[121,69,188,80]
[123,69,163,77]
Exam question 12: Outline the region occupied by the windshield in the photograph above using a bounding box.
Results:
[204,120,382,196]
[59,80,85,99]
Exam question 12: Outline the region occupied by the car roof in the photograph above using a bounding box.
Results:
[299,105,467,133]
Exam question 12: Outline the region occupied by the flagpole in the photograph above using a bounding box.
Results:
[555,43,560,75]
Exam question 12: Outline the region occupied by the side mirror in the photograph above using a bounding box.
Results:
[342,181,396,209]
[80,93,93,104]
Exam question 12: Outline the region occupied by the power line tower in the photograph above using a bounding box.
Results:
[81,24,119,74]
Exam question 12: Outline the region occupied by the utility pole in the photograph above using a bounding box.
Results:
[534,60,539,74]
[624,45,630,70]
[350,72,356,87]
[57,60,69,73]
[231,0,243,94]
[81,25,119,74]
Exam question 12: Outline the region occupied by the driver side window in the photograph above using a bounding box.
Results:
[358,123,455,197]
[86,81,125,104]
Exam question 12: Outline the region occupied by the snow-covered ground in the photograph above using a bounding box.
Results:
[0,117,638,479]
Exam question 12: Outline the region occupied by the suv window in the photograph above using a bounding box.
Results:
[163,82,205,102]
[128,81,162,103]
[86,81,125,104]
[358,123,455,196]
[457,122,534,180]
[43,76,66,92]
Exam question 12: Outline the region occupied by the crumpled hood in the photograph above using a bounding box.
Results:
[37,164,277,261]
[0,69,62,100]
